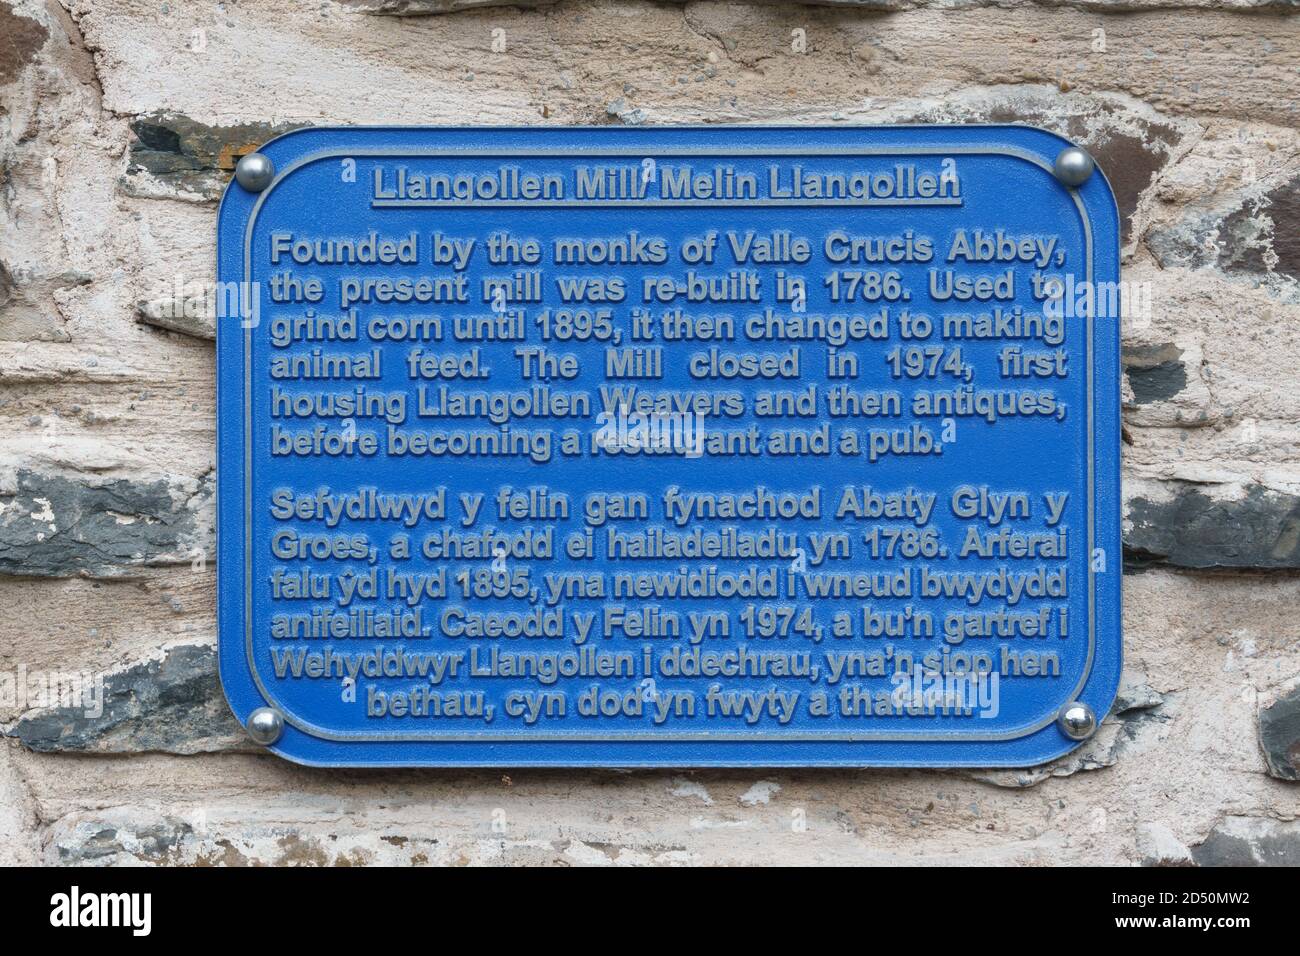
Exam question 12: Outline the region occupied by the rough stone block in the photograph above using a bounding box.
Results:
[1124,482,1300,570]
[7,644,245,755]
[0,469,214,578]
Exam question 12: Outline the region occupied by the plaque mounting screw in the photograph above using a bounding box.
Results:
[246,706,284,746]
[1057,702,1097,741]
[234,152,275,192]
[1053,147,1095,188]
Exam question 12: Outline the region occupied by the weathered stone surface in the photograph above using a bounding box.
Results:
[1,566,1290,866]
[66,3,1300,127]
[6,644,244,755]
[1125,483,1300,570]
[123,113,303,202]
[343,0,957,14]
[346,0,561,12]
[881,87,1194,246]
[1191,817,1300,866]
[1258,683,1300,781]
[1148,171,1300,303]
[0,468,214,578]
[46,807,475,866]
[605,97,648,126]
[0,742,38,865]
[20,765,1098,866]
[0,261,91,343]
[0,5,104,345]
[0,3,49,86]
[135,293,216,341]
[50,812,196,865]
[1217,175,1300,282]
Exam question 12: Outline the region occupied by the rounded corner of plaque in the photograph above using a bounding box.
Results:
[216,167,256,232]
[1046,148,1119,242]
[252,733,319,767]
[1089,666,1124,734]
[1005,122,1074,145]
[213,656,252,737]
[216,171,244,211]
[251,126,362,182]
[216,635,309,753]
[248,124,322,161]
[1027,673,1121,767]
[1025,731,1093,768]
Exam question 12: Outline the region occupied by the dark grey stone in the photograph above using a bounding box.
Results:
[122,113,304,201]
[1258,685,1300,781]
[1123,343,1187,404]
[0,468,212,578]
[1125,484,1300,571]
[8,644,245,755]
[55,819,194,865]
[1191,818,1300,867]
[57,826,122,862]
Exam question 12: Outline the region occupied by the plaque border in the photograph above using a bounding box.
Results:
[233,139,1105,745]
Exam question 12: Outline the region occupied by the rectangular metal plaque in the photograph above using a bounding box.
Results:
[217,126,1121,767]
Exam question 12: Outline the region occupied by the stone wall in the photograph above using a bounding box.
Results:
[1,0,1298,866]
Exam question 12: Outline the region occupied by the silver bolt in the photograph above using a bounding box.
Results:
[246,706,284,745]
[1057,702,1097,740]
[234,152,275,192]
[1053,147,1095,188]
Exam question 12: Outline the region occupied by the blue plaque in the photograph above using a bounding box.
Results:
[217,126,1121,767]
